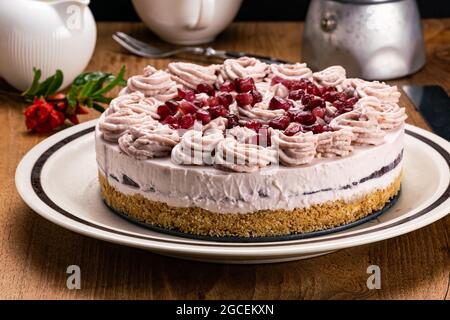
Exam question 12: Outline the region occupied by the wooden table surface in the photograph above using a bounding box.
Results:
[0,20,449,300]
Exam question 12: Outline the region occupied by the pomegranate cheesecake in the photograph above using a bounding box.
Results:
[95,58,406,237]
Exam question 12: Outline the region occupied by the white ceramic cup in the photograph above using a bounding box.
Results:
[131,0,243,45]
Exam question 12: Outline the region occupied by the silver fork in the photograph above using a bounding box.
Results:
[112,32,287,64]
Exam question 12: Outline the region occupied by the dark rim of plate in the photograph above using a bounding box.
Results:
[29,126,450,246]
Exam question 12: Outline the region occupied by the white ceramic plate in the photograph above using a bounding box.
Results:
[15,121,450,264]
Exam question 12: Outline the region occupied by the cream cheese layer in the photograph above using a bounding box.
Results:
[96,124,403,214]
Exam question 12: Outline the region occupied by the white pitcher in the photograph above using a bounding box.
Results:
[0,0,97,91]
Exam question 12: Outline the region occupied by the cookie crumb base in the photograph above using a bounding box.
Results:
[99,173,401,238]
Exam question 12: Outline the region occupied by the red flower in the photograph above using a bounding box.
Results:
[24,98,65,133]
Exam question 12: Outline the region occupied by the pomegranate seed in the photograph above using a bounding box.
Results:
[284,123,303,136]
[245,120,262,132]
[196,83,215,96]
[225,114,239,128]
[157,104,173,120]
[305,98,325,110]
[217,93,233,107]
[301,94,313,107]
[251,90,263,104]
[269,115,291,130]
[219,81,235,92]
[288,89,306,100]
[193,99,208,108]
[312,107,325,119]
[311,124,325,134]
[195,109,212,124]
[323,91,339,102]
[287,109,300,121]
[294,111,316,125]
[271,76,284,86]
[179,114,195,129]
[235,93,253,107]
[179,101,199,114]
[320,86,334,95]
[165,100,179,114]
[162,115,177,125]
[333,100,345,110]
[336,92,348,102]
[269,96,292,111]
[235,77,256,93]
[206,96,220,107]
[177,88,195,101]
[209,105,229,118]
[169,123,179,129]
[306,84,321,96]
[290,79,310,91]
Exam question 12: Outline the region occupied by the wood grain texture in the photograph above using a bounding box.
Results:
[0,20,449,300]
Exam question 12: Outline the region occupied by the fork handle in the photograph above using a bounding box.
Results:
[224,51,288,65]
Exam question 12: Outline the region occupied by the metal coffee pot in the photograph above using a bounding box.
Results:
[302,0,426,80]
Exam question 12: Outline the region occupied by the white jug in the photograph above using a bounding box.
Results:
[0,0,97,91]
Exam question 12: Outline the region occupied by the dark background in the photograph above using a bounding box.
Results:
[90,0,450,21]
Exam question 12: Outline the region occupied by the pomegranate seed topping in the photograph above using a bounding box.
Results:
[196,83,215,96]
[217,93,233,107]
[287,109,300,121]
[193,99,208,108]
[289,89,306,101]
[225,114,239,128]
[245,120,262,132]
[165,100,179,114]
[290,78,310,91]
[305,98,325,110]
[206,96,220,107]
[179,114,195,129]
[219,81,235,92]
[179,101,199,114]
[251,90,263,104]
[269,96,292,111]
[195,109,212,124]
[235,77,256,93]
[311,124,325,134]
[336,92,348,102]
[162,115,178,125]
[177,88,195,101]
[312,107,325,119]
[157,104,173,120]
[332,100,345,110]
[269,115,291,130]
[294,111,316,125]
[323,91,339,102]
[320,86,334,95]
[271,76,284,86]
[209,105,229,118]
[235,93,254,107]
[301,94,313,106]
[306,84,321,96]
[284,123,303,136]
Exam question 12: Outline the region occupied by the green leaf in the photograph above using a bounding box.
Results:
[77,79,97,100]
[21,68,42,98]
[92,103,105,113]
[67,85,80,107]
[92,65,126,97]
[44,69,63,97]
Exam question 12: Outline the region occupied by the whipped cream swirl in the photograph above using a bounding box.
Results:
[171,128,224,165]
[271,129,318,166]
[99,92,160,142]
[124,66,179,101]
[219,57,269,82]
[313,66,346,87]
[270,63,312,80]
[340,78,400,104]
[354,96,407,130]
[330,109,386,145]
[316,129,354,158]
[214,137,277,173]
[118,122,180,159]
[168,62,219,90]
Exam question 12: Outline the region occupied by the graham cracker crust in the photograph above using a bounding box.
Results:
[99,172,402,237]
